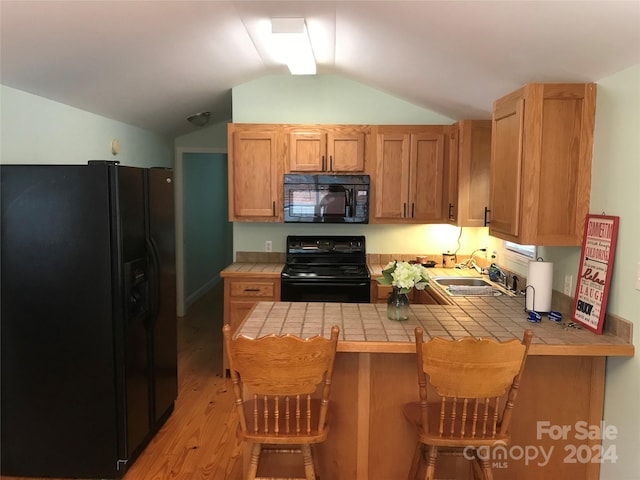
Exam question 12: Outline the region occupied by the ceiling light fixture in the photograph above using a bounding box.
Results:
[271,18,316,75]
[187,111,211,127]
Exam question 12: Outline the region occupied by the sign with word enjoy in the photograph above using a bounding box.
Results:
[572,214,619,334]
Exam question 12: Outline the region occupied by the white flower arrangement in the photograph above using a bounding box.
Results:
[376,260,430,294]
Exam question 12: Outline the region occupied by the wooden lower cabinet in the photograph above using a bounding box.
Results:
[222,276,280,373]
[310,353,606,480]
[371,282,449,305]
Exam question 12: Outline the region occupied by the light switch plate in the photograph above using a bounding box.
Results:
[635,261,640,291]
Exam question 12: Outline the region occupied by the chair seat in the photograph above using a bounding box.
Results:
[403,401,511,447]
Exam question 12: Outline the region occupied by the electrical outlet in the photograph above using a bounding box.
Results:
[564,275,573,296]
[265,240,272,252]
[635,261,640,291]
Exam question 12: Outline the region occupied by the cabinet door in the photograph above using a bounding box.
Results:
[373,284,416,303]
[288,127,366,172]
[414,288,440,305]
[228,301,257,333]
[229,126,281,221]
[445,125,459,224]
[289,131,326,171]
[374,133,411,219]
[374,284,447,305]
[222,277,280,374]
[489,97,524,239]
[522,84,596,245]
[457,120,492,227]
[327,130,366,172]
[410,133,445,222]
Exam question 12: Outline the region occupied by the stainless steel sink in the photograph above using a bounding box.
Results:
[433,277,492,287]
[432,276,514,297]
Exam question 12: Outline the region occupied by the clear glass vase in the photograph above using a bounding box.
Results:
[387,286,410,321]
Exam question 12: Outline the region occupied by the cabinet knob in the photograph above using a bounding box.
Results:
[484,207,491,226]
[448,203,455,220]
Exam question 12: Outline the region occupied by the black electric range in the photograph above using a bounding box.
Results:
[280,235,371,303]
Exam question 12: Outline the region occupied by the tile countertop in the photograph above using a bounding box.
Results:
[222,262,634,356]
[239,301,633,357]
[220,262,284,277]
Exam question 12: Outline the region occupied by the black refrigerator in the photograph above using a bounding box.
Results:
[1,162,177,478]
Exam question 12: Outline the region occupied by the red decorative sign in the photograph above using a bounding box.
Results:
[572,214,619,334]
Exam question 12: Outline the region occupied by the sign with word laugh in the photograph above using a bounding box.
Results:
[573,214,619,334]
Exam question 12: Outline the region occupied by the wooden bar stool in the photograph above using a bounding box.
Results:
[222,324,340,480]
[403,328,533,480]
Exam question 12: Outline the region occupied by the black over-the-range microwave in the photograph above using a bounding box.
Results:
[283,174,370,223]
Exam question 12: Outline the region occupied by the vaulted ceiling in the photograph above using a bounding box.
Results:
[1,1,638,137]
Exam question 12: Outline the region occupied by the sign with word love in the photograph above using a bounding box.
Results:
[573,214,619,333]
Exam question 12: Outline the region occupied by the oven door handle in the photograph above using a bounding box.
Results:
[283,281,370,288]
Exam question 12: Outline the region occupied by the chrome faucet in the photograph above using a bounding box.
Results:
[489,266,519,293]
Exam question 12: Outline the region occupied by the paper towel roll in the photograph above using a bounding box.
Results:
[526,260,553,312]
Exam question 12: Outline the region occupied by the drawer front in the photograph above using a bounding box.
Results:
[230,281,275,298]
[375,284,393,302]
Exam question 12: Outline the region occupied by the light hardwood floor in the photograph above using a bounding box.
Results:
[1,283,244,480]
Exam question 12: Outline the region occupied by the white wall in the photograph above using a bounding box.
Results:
[589,65,640,480]
[233,223,489,258]
[233,74,454,124]
[1,85,172,167]
[174,120,229,150]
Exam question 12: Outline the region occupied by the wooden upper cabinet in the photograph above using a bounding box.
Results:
[372,126,446,223]
[410,132,446,221]
[446,120,492,227]
[287,125,367,173]
[373,132,410,219]
[488,83,596,245]
[228,124,282,222]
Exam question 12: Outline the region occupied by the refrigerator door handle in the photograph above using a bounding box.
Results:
[146,238,160,327]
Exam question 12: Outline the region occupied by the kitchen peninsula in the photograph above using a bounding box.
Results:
[227,270,633,479]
